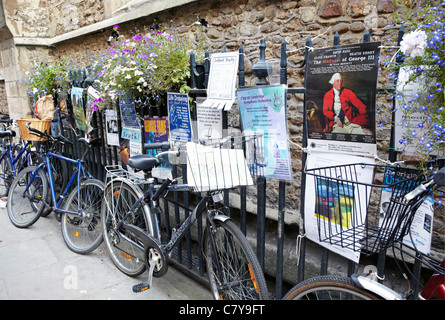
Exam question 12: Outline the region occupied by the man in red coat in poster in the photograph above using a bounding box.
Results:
[322,73,372,135]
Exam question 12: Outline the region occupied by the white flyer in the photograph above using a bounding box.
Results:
[201,52,239,110]
[304,151,375,263]
[105,109,119,146]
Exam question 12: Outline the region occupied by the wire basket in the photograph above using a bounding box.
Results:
[305,163,427,255]
[185,134,265,192]
[16,118,52,141]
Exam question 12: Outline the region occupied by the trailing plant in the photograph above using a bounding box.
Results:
[383,1,444,162]
[92,20,209,110]
[24,58,71,100]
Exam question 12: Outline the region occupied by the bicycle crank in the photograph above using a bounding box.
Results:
[121,223,168,292]
[132,249,162,293]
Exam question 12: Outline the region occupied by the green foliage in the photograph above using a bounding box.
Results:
[25,58,71,99]
[92,21,209,110]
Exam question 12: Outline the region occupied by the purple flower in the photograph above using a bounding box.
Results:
[131,35,143,41]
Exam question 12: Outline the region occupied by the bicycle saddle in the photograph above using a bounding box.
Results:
[0,130,16,138]
[128,154,161,171]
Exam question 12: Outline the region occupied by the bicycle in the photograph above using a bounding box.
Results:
[101,135,270,300]
[0,118,24,197]
[7,122,105,254]
[13,119,70,218]
[283,161,445,300]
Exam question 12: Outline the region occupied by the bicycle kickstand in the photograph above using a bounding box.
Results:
[132,256,157,293]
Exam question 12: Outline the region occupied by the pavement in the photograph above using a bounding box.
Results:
[0,203,212,300]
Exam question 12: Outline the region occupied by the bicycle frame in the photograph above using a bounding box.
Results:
[25,151,87,217]
[114,184,216,257]
[0,141,32,179]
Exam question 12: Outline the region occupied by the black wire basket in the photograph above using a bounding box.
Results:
[304,163,429,255]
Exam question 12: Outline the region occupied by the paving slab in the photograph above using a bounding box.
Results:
[0,206,212,300]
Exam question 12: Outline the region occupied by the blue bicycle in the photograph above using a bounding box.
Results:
[7,123,105,254]
[0,118,35,197]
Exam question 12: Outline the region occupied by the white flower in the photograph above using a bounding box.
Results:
[400,30,427,58]
[137,77,145,83]
[124,74,131,79]
[135,70,144,76]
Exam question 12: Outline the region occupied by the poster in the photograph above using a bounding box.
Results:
[167,93,193,141]
[71,87,86,131]
[304,151,375,262]
[379,167,433,254]
[105,109,119,146]
[201,51,239,110]
[196,97,223,140]
[395,66,440,156]
[305,42,380,156]
[85,86,99,134]
[119,93,140,129]
[237,85,292,181]
[144,118,171,179]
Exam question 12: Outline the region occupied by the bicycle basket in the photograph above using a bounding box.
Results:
[16,118,51,141]
[305,163,426,255]
[185,134,265,192]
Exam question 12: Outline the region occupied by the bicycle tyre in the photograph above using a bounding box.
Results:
[205,218,269,300]
[283,275,381,300]
[7,165,48,228]
[41,153,69,218]
[61,179,105,254]
[0,152,13,197]
[101,179,155,277]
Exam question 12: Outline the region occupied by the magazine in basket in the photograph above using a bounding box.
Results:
[185,135,265,192]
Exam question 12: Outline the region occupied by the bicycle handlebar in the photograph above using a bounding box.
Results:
[26,121,72,145]
[404,167,445,201]
[143,141,172,151]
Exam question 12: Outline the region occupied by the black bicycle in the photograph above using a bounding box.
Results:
[101,135,269,300]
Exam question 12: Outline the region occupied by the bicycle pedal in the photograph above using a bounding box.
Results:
[132,282,150,293]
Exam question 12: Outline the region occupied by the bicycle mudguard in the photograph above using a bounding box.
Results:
[351,274,403,300]
[211,214,231,223]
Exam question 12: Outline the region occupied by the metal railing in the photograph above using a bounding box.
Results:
[51,26,433,300]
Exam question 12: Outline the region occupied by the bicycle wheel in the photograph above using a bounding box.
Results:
[7,165,48,228]
[204,218,269,300]
[61,178,105,254]
[101,179,154,276]
[0,152,13,197]
[283,275,381,300]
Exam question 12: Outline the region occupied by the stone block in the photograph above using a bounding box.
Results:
[319,0,342,19]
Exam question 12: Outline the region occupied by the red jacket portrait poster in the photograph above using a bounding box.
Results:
[305,42,380,156]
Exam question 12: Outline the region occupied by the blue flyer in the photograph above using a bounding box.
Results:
[119,93,140,129]
[167,93,193,141]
